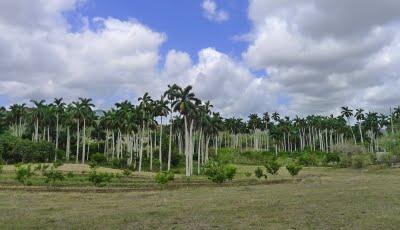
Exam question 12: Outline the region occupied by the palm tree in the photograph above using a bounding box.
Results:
[355,108,365,144]
[30,99,46,142]
[53,98,66,160]
[79,98,94,164]
[64,105,75,161]
[155,96,170,171]
[72,100,83,163]
[171,85,200,176]
[164,84,179,171]
[341,106,356,144]
[138,92,153,172]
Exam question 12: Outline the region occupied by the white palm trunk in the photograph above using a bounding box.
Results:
[82,118,86,164]
[76,119,80,163]
[159,116,163,171]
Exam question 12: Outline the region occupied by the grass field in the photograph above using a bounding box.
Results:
[1,166,400,229]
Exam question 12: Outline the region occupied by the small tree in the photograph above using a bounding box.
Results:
[265,158,280,175]
[155,171,174,184]
[88,170,113,187]
[43,167,65,185]
[15,164,35,185]
[286,162,303,176]
[224,164,237,181]
[202,160,238,184]
[254,167,264,179]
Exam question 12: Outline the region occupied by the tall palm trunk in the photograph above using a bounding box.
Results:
[138,123,145,173]
[76,119,80,163]
[159,116,163,171]
[168,117,173,171]
[82,118,86,164]
[35,118,39,142]
[66,126,70,160]
[55,114,59,161]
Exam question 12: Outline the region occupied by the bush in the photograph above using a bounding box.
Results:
[123,169,132,177]
[244,172,252,177]
[203,160,233,184]
[224,164,237,181]
[0,134,56,164]
[67,171,75,178]
[53,160,63,168]
[34,163,50,174]
[298,153,319,166]
[286,162,303,176]
[331,143,365,155]
[265,158,281,175]
[91,153,107,164]
[323,152,341,165]
[254,167,264,179]
[43,167,65,185]
[155,171,175,184]
[351,154,372,169]
[110,158,128,169]
[15,164,35,185]
[0,164,3,174]
[88,170,113,187]
[88,161,98,169]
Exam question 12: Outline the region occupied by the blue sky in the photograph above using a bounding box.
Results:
[68,0,250,62]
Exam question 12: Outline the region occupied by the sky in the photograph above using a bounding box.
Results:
[1,0,400,118]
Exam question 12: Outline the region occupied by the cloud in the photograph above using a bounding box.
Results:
[201,0,229,22]
[0,1,166,108]
[242,0,400,115]
[2,0,400,119]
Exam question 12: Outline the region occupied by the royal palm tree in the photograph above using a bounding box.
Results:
[355,108,365,144]
[171,85,201,176]
[30,99,46,142]
[53,98,66,160]
[341,106,356,144]
[155,96,170,171]
[79,98,94,164]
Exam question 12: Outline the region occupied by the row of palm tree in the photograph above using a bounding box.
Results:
[2,85,400,176]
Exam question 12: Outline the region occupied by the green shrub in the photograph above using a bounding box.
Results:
[224,164,237,181]
[323,152,341,165]
[110,158,128,169]
[244,172,252,177]
[67,171,75,178]
[203,160,228,184]
[123,169,132,177]
[265,158,281,175]
[34,163,50,174]
[0,134,56,163]
[286,162,303,176]
[53,160,63,168]
[15,164,35,185]
[43,167,65,185]
[0,164,3,174]
[298,153,318,166]
[91,153,107,164]
[88,170,113,187]
[88,161,98,169]
[351,154,372,169]
[155,171,175,184]
[254,167,264,179]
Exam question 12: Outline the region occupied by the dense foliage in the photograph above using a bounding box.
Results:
[203,160,237,183]
[155,171,175,184]
[286,162,303,176]
[0,134,57,164]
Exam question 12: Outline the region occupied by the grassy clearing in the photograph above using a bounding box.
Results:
[1,167,400,229]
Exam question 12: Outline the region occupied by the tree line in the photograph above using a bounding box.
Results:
[1,84,399,176]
